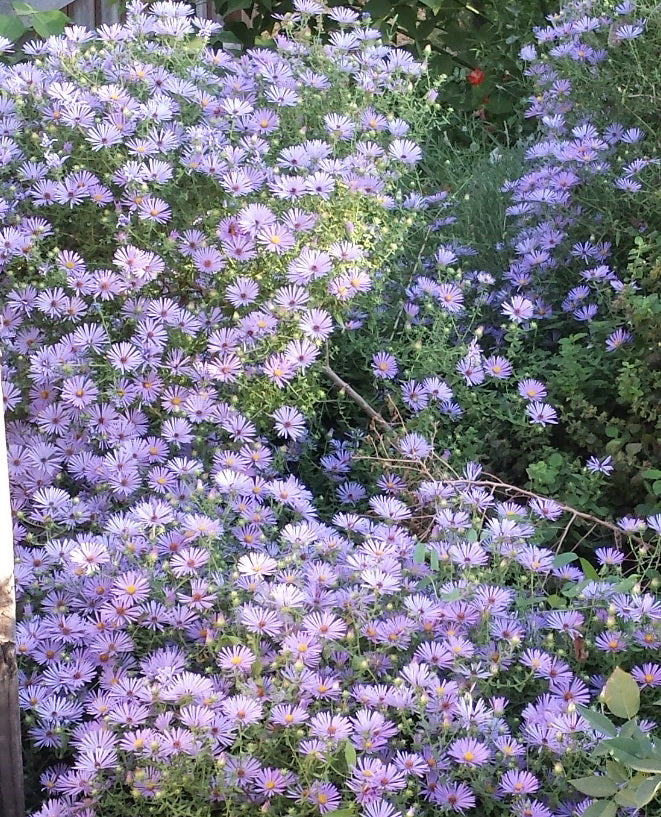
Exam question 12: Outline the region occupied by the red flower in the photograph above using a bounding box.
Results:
[467,67,485,86]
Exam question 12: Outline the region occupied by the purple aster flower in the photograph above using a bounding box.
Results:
[263,354,296,388]
[631,663,661,688]
[401,380,429,411]
[299,308,334,341]
[594,630,627,652]
[257,224,296,254]
[309,711,352,743]
[254,767,290,798]
[544,610,584,639]
[435,282,464,312]
[606,328,633,350]
[502,295,535,322]
[500,770,540,796]
[525,401,558,426]
[221,695,263,727]
[389,138,422,164]
[423,377,453,402]
[517,379,547,400]
[448,738,491,767]
[647,514,661,534]
[433,782,476,812]
[456,356,485,386]
[483,355,513,379]
[398,432,432,460]
[586,455,614,474]
[60,376,99,410]
[272,406,306,440]
[372,351,398,379]
[618,515,646,533]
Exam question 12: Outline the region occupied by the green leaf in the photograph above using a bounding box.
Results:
[624,759,661,775]
[615,779,646,808]
[364,0,391,20]
[576,705,618,738]
[603,737,640,756]
[618,719,645,741]
[343,740,356,769]
[603,668,640,719]
[605,760,629,784]
[578,800,617,817]
[430,548,439,571]
[215,635,242,648]
[580,558,599,580]
[323,810,354,817]
[31,9,69,38]
[221,0,253,11]
[569,776,618,797]
[440,589,462,601]
[642,469,661,480]
[552,552,578,569]
[393,4,418,37]
[548,452,564,468]
[547,594,565,608]
[12,0,36,14]
[0,13,26,40]
[413,540,426,564]
[215,30,243,49]
[633,774,661,806]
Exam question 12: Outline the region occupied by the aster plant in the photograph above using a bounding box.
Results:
[329,0,661,518]
[1,0,661,816]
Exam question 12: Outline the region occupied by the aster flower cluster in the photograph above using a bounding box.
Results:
[3,1,661,816]
[14,444,661,817]
[0,0,431,460]
[337,0,659,478]
[500,0,657,359]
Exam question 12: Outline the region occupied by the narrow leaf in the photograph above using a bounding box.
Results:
[577,705,618,738]
[634,775,661,807]
[603,668,640,719]
[413,540,426,564]
[625,758,661,774]
[569,776,618,797]
[430,548,439,571]
[580,557,599,579]
[343,740,356,769]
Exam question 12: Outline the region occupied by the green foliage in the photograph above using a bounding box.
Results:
[571,669,661,812]
[0,1,69,53]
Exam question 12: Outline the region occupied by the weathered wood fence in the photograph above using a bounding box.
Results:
[62,0,220,28]
[0,0,222,31]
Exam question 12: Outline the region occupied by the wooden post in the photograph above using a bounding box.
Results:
[0,361,25,817]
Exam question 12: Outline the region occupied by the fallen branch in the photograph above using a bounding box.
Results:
[355,449,649,551]
[321,364,392,432]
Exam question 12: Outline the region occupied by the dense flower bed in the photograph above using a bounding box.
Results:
[1,0,660,816]
[14,451,661,817]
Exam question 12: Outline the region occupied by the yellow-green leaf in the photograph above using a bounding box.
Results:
[603,668,640,719]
